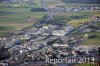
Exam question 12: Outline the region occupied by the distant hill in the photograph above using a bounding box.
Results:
[0,0,5,2]
[0,0,35,4]
[61,0,100,4]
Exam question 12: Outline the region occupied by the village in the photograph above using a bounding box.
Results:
[0,15,100,66]
[0,0,100,66]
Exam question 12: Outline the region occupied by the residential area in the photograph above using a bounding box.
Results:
[0,0,100,66]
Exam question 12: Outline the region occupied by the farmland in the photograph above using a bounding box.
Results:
[0,0,100,39]
[47,10,100,27]
[72,31,100,45]
[0,7,46,37]
[74,63,95,66]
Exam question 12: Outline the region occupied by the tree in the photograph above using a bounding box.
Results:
[61,0,100,4]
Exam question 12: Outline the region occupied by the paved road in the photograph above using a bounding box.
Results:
[67,19,100,36]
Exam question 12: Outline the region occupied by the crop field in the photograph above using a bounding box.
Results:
[48,10,100,27]
[47,1,100,27]
[74,63,95,66]
[81,32,100,45]
[0,0,100,38]
[68,18,93,27]
[0,0,47,37]
[0,7,46,37]
[72,31,100,45]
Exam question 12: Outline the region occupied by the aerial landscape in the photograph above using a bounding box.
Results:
[0,0,100,66]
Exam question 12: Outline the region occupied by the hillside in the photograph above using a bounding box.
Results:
[61,0,100,4]
[3,0,34,4]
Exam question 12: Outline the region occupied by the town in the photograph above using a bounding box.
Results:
[0,0,100,66]
[0,15,100,66]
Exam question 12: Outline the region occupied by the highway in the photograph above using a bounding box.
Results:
[33,16,51,27]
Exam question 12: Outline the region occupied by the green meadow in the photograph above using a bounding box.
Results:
[51,10,100,27]
[75,63,95,66]
[0,7,46,37]
[72,31,100,45]
[0,1,100,38]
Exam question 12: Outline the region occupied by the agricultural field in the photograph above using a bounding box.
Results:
[74,63,95,66]
[68,10,100,27]
[48,10,100,27]
[0,7,46,37]
[81,32,100,45]
[72,31,100,45]
[0,0,100,38]
[47,1,100,27]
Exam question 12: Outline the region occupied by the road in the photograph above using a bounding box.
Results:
[2,13,100,66]
[67,19,100,36]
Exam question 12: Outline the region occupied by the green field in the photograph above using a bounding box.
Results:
[0,1,100,37]
[75,63,95,66]
[72,31,100,45]
[0,7,47,37]
[49,10,100,27]
[0,0,41,8]
[68,18,93,27]
[81,32,100,45]
[68,10,100,27]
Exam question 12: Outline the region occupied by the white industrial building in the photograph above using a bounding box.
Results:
[52,25,73,36]
[52,30,66,36]
[53,43,68,47]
